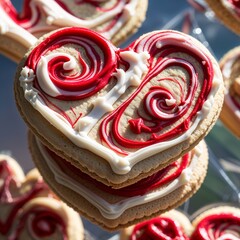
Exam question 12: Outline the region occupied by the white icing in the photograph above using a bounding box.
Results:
[29,0,138,39]
[37,137,203,219]
[0,7,37,48]
[19,33,222,175]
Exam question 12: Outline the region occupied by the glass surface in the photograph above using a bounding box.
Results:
[0,1,240,239]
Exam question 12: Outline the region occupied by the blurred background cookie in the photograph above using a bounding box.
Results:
[0,153,84,239]
[219,46,240,137]
[205,0,240,35]
[0,0,148,62]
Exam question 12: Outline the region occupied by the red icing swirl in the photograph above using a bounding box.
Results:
[9,208,68,240]
[0,160,48,235]
[191,213,240,240]
[26,27,117,100]
[100,31,213,154]
[130,216,189,240]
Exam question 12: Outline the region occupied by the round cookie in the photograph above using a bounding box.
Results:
[205,0,240,35]
[29,131,209,230]
[0,153,84,240]
[14,27,224,188]
[0,0,148,62]
[219,46,240,137]
[191,205,240,239]
[119,209,192,240]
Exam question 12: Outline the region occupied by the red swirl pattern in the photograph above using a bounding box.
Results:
[130,217,189,240]
[26,27,117,100]
[191,213,240,240]
[0,158,71,239]
[0,160,47,235]
[9,207,67,240]
[100,31,213,154]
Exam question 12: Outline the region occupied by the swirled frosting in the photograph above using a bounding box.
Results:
[191,213,240,240]
[19,28,222,174]
[130,216,189,240]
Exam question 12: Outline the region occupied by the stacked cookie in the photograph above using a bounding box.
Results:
[0,154,84,240]
[120,205,240,239]
[14,27,224,230]
[0,0,148,62]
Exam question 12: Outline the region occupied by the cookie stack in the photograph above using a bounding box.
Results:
[14,26,224,230]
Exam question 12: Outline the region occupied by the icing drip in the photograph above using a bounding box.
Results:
[191,213,240,240]
[45,144,190,197]
[20,28,221,174]
[37,137,203,219]
[130,217,189,240]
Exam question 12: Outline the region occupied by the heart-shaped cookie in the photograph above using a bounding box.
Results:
[205,0,240,34]
[0,0,147,62]
[120,205,240,240]
[29,131,208,230]
[15,27,224,187]
[0,154,84,239]
[219,46,240,137]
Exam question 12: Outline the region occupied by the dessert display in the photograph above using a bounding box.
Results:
[0,0,238,238]
[0,153,84,240]
[219,46,240,137]
[0,0,148,62]
[205,0,240,34]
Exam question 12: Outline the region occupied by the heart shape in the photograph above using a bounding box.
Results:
[205,0,240,34]
[121,206,240,240]
[16,27,223,176]
[0,154,83,239]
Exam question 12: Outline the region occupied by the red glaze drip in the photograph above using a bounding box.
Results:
[190,213,240,240]
[9,208,68,240]
[45,144,190,197]
[130,216,189,240]
[0,160,48,235]
[26,27,117,100]
[100,31,213,153]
